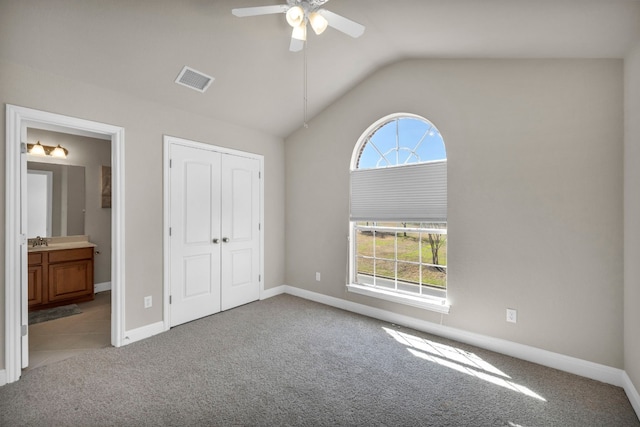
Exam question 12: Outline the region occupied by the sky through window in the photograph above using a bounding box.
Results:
[357,117,446,169]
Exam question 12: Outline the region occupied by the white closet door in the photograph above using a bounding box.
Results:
[169,144,222,327]
[220,154,260,311]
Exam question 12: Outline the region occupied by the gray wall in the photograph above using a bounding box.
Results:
[0,60,286,370]
[625,41,640,395]
[285,59,624,368]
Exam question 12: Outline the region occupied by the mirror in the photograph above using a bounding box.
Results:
[27,162,85,238]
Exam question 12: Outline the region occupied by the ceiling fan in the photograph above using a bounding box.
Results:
[232,0,365,52]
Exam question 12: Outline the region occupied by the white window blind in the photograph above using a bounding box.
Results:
[350,160,447,222]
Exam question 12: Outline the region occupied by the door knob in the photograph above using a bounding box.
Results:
[212,238,219,244]
[222,237,230,243]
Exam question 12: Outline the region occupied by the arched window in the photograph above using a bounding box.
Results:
[348,113,449,312]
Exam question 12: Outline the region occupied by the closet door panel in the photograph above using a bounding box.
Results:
[169,144,221,327]
[221,154,260,311]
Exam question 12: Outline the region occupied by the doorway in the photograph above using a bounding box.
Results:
[25,127,112,369]
[163,136,264,328]
[5,105,126,384]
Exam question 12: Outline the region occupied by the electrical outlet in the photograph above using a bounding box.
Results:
[144,296,152,309]
[506,308,517,323]
[315,272,321,282]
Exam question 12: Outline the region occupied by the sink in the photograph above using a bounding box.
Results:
[28,235,96,252]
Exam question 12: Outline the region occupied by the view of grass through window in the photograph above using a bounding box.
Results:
[355,222,447,295]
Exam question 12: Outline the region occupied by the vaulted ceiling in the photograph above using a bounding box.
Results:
[1,0,639,138]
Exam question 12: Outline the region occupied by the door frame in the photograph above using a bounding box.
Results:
[162,135,264,330]
[5,104,126,384]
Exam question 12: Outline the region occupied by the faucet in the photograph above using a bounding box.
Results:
[32,236,49,247]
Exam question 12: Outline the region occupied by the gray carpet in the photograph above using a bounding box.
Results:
[28,304,82,325]
[1,294,638,426]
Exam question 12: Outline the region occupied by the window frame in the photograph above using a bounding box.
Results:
[347,113,450,314]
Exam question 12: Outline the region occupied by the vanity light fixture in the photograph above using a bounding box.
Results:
[50,145,67,158]
[28,141,46,156]
[27,141,68,159]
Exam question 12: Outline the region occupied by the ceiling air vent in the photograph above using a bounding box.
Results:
[175,66,214,93]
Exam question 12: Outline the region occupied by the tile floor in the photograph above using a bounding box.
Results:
[25,291,111,371]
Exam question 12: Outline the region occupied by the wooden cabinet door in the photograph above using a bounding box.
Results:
[48,259,93,302]
[27,265,43,307]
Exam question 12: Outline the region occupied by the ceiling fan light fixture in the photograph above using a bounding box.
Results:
[286,6,304,27]
[309,12,328,35]
[292,22,307,41]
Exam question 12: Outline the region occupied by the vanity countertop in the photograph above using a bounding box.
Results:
[28,235,97,253]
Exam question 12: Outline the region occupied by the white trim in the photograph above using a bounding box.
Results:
[347,283,450,314]
[261,285,286,300]
[162,135,265,331]
[111,125,126,349]
[162,137,171,332]
[22,120,111,141]
[122,321,165,346]
[623,372,640,417]
[5,105,126,385]
[0,369,6,387]
[94,281,112,293]
[5,105,22,383]
[282,285,626,387]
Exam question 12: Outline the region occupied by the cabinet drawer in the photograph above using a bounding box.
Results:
[28,252,43,265]
[48,247,93,263]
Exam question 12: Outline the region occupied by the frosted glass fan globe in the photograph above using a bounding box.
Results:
[286,6,304,27]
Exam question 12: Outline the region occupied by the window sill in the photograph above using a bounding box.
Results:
[346,283,450,314]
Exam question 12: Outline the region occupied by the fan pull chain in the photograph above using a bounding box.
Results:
[303,39,308,129]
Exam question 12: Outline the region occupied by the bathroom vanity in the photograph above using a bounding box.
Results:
[28,236,96,310]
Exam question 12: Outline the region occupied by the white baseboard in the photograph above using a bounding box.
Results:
[281,285,625,387]
[623,372,640,417]
[94,281,111,293]
[0,369,6,387]
[261,285,286,300]
[122,321,164,346]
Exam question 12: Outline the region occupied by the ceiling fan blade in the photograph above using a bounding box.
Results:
[289,34,304,52]
[318,9,365,38]
[232,5,288,18]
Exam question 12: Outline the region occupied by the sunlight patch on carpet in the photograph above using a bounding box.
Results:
[384,327,546,402]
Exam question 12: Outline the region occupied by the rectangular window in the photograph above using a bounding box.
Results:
[353,221,447,301]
